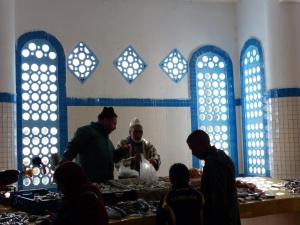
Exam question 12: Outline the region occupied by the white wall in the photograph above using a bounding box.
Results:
[13,0,239,175]
[237,0,269,89]
[291,4,300,87]
[68,106,192,176]
[266,1,300,89]
[0,0,15,93]
[238,0,300,90]
[15,0,238,98]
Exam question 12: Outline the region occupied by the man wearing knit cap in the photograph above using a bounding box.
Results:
[62,107,128,183]
[118,117,161,172]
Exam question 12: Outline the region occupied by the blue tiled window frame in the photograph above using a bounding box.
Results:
[16,31,68,189]
[240,38,270,177]
[189,45,239,174]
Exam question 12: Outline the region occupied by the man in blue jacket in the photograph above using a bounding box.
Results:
[62,107,127,183]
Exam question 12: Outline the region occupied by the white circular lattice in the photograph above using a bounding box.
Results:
[114,46,147,83]
[243,45,266,176]
[20,40,60,187]
[67,42,99,83]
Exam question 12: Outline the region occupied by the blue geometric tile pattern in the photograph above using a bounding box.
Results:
[159,48,188,83]
[113,45,147,83]
[67,42,99,83]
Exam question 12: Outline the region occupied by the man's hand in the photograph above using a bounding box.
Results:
[149,159,158,170]
[120,142,132,153]
[133,153,141,163]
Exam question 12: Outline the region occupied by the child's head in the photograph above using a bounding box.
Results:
[169,163,189,185]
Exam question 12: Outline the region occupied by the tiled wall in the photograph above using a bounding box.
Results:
[0,102,17,170]
[268,97,300,179]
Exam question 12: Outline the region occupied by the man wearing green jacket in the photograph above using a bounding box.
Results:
[62,107,127,183]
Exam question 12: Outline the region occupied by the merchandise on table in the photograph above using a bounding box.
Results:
[109,177,171,201]
[235,177,295,203]
[284,179,300,194]
[96,183,137,205]
[0,185,16,206]
[11,189,62,215]
[0,212,29,225]
[0,212,50,225]
[188,168,202,179]
[105,198,159,219]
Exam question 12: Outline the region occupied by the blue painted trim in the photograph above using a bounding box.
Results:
[240,38,270,177]
[0,94,249,107]
[0,93,16,103]
[67,98,190,107]
[267,88,300,98]
[16,31,67,190]
[189,45,239,174]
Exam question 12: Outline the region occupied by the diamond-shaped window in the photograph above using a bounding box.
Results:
[113,45,147,83]
[67,42,99,83]
[159,48,188,83]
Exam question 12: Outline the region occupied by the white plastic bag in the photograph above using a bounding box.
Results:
[118,161,139,178]
[139,155,158,185]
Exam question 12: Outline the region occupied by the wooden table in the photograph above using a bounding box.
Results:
[1,177,300,224]
[109,177,300,224]
[237,177,300,218]
[109,196,300,225]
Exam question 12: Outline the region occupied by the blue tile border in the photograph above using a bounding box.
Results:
[2,89,299,106]
[0,93,16,103]
[0,94,245,107]
[267,88,300,98]
[67,98,190,107]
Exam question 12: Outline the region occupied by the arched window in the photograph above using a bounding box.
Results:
[16,31,67,189]
[240,38,269,176]
[189,46,238,172]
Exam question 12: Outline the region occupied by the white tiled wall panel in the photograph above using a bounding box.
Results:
[268,97,300,179]
[0,102,17,170]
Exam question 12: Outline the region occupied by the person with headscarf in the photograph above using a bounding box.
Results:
[117,117,161,172]
[62,107,129,183]
[53,161,108,225]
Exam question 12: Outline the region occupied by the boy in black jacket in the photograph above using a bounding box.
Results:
[156,163,204,225]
